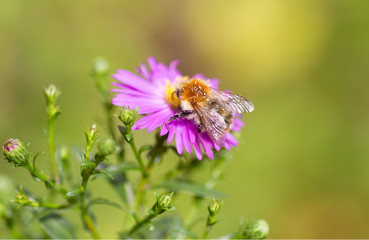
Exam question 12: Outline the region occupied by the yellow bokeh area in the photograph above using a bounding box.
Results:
[1,0,369,238]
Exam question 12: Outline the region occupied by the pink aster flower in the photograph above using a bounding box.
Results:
[111,57,246,160]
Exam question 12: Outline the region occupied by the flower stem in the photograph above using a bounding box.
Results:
[24,161,67,196]
[126,128,146,177]
[133,156,155,211]
[202,225,212,239]
[128,212,157,235]
[80,176,100,239]
[129,214,157,234]
[48,118,59,183]
[40,203,70,209]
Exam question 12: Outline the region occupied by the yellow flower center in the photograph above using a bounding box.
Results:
[164,79,180,109]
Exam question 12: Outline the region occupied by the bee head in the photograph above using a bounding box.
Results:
[164,80,180,109]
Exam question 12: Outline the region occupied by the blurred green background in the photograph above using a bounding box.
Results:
[1,0,369,238]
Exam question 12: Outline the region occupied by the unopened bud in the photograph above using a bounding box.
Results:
[84,124,99,147]
[157,192,174,210]
[150,192,175,215]
[91,57,109,77]
[208,199,222,216]
[244,219,269,239]
[117,106,139,129]
[3,138,29,167]
[97,138,117,157]
[59,145,69,160]
[207,199,223,226]
[44,84,60,106]
[15,186,39,207]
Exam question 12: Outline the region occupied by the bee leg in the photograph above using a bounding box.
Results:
[166,113,180,131]
[166,110,195,131]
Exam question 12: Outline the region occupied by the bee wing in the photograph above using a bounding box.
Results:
[194,105,228,146]
[214,90,254,114]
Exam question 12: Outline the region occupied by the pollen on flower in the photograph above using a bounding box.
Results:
[164,80,180,109]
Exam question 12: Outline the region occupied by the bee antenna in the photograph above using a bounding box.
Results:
[171,91,178,101]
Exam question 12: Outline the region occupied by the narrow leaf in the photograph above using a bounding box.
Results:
[39,213,76,239]
[139,144,152,154]
[88,197,123,210]
[106,161,140,173]
[66,188,81,197]
[92,169,114,180]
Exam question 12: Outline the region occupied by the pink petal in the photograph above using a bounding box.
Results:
[113,71,154,93]
[199,134,214,159]
[209,78,219,89]
[167,123,177,144]
[112,96,167,114]
[175,124,184,155]
[160,124,169,136]
[147,111,173,132]
[192,140,203,160]
[182,123,192,154]
[147,57,157,72]
[137,62,149,79]
[232,117,244,132]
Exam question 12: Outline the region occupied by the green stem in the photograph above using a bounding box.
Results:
[202,225,212,239]
[48,119,59,183]
[126,128,146,176]
[80,176,100,239]
[24,162,68,197]
[104,102,116,140]
[133,156,156,212]
[83,212,100,239]
[128,212,157,235]
[40,203,70,209]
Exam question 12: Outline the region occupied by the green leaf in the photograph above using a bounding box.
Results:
[152,180,226,198]
[103,162,138,204]
[124,133,133,142]
[139,144,152,154]
[92,169,114,180]
[88,197,124,210]
[39,213,76,239]
[32,151,44,170]
[66,188,81,197]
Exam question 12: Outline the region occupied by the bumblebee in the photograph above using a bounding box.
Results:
[167,77,254,146]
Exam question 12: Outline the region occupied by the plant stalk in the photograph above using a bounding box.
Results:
[48,118,59,183]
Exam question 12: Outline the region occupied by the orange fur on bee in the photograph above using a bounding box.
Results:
[179,79,211,106]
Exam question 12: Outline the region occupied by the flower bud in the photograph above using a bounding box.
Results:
[59,145,69,160]
[157,192,174,210]
[207,199,223,226]
[243,219,269,239]
[84,124,99,162]
[97,138,117,157]
[84,124,99,148]
[208,199,222,216]
[150,192,175,215]
[15,186,39,207]
[90,57,109,77]
[44,84,60,106]
[117,106,139,129]
[3,138,29,167]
